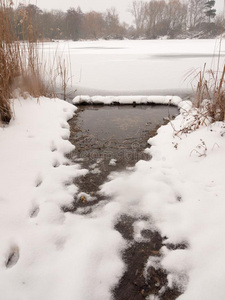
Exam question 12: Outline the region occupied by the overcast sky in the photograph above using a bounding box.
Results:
[29,0,224,25]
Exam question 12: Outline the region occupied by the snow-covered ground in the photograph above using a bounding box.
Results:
[41,39,225,97]
[0,98,125,300]
[101,101,225,299]
[1,39,225,299]
[1,96,225,299]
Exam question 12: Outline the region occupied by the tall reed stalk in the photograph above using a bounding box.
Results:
[194,43,225,122]
[0,0,57,123]
[0,0,18,122]
[194,6,225,123]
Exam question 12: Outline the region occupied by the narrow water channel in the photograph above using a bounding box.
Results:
[67,104,181,300]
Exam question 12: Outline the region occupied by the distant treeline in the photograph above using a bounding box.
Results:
[130,0,222,38]
[2,0,224,41]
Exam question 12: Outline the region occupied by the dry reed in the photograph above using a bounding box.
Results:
[0,0,69,123]
[194,61,225,122]
[193,10,225,123]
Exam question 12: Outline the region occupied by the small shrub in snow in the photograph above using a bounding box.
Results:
[190,139,207,158]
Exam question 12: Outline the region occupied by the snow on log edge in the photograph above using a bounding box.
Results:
[72,95,182,106]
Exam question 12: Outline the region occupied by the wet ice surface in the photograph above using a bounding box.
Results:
[68,104,178,205]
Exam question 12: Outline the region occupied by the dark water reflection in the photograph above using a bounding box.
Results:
[68,105,178,197]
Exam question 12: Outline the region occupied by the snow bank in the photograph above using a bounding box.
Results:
[100,101,225,299]
[0,97,125,300]
[73,95,182,106]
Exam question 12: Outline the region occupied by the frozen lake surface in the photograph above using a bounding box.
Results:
[41,39,225,98]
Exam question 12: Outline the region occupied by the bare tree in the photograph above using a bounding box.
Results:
[5,0,223,41]
[145,0,167,38]
[166,0,188,37]
[104,7,122,38]
[129,1,147,36]
[82,11,106,39]
[65,7,83,40]
[187,0,206,29]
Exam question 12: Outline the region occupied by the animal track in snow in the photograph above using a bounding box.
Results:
[5,245,20,269]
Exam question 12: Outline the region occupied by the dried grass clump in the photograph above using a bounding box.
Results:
[194,63,225,122]
[0,0,18,122]
[0,0,50,124]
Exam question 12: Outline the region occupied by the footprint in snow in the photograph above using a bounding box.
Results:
[63,180,73,187]
[5,245,20,269]
[52,159,60,168]
[60,122,69,129]
[50,141,57,152]
[176,195,182,202]
[30,205,40,218]
[55,237,67,250]
[35,176,43,188]
[61,133,69,140]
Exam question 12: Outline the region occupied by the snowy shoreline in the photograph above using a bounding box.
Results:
[0,97,124,300]
[100,100,225,299]
[1,96,225,299]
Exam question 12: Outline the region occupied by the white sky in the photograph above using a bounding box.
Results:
[28,0,224,25]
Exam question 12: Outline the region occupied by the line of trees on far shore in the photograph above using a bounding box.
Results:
[2,0,224,41]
